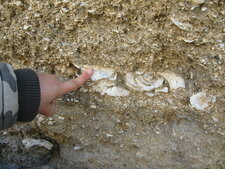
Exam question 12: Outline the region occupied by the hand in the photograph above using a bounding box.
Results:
[37,68,93,116]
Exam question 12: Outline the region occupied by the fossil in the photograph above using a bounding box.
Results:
[74,65,117,81]
[159,72,185,89]
[125,72,164,91]
[190,92,209,110]
[91,80,129,96]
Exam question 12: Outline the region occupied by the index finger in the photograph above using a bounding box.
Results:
[59,68,93,96]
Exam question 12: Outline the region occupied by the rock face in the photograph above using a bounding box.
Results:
[0,0,225,168]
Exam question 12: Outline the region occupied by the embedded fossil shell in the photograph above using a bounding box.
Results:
[171,17,193,31]
[159,72,185,89]
[190,92,209,110]
[74,65,117,81]
[125,72,164,91]
[22,139,53,150]
[91,80,129,96]
[103,86,130,96]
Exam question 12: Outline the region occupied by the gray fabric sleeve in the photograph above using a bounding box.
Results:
[0,63,19,130]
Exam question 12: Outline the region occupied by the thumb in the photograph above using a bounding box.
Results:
[59,68,93,96]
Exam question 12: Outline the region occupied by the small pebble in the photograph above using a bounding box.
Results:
[61,7,69,12]
[106,133,113,138]
[58,116,65,120]
[37,116,44,125]
[146,92,154,97]
[90,105,97,109]
[212,116,219,122]
[88,9,95,13]
[136,152,143,157]
[201,6,207,11]
[48,121,54,125]
[23,25,31,30]
[74,146,82,151]
[79,2,87,7]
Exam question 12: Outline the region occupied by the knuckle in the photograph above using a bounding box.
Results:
[71,79,78,85]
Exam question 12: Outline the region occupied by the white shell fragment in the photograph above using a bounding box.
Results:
[76,65,129,96]
[159,72,185,89]
[74,145,83,151]
[75,65,117,81]
[90,104,97,109]
[146,92,155,97]
[183,39,195,43]
[190,92,209,110]
[37,115,44,126]
[91,80,129,96]
[178,37,195,43]
[125,72,164,91]
[22,139,53,150]
[171,17,193,31]
[155,87,169,93]
[104,86,130,96]
[91,67,117,81]
[58,116,65,120]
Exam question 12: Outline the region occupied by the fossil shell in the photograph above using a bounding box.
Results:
[159,72,185,89]
[103,86,130,96]
[171,17,193,31]
[22,139,53,150]
[91,80,129,96]
[155,87,169,93]
[74,65,117,81]
[125,72,164,91]
[190,92,209,110]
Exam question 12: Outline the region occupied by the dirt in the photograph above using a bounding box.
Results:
[0,0,225,168]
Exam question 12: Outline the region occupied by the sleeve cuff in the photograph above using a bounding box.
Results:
[14,69,40,122]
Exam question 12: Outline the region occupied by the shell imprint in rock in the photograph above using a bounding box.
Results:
[125,72,164,91]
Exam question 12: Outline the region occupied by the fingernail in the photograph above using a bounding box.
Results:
[86,68,93,75]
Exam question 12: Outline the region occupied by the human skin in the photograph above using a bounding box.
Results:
[37,68,93,116]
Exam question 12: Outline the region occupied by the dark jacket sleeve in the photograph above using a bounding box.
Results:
[0,63,40,130]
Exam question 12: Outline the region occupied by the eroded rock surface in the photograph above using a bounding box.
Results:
[0,0,224,168]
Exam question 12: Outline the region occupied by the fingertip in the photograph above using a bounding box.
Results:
[59,68,93,96]
[81,68,93,80]
[86,68,93,75]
